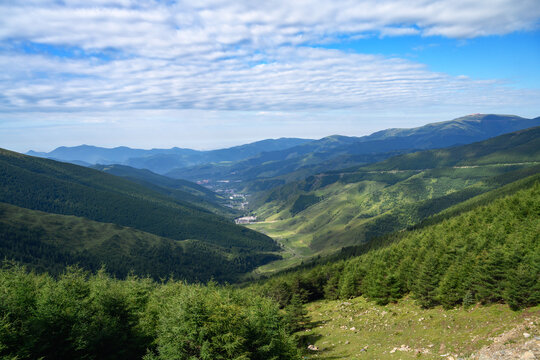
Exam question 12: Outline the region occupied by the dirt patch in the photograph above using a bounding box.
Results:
[471,313,539,360]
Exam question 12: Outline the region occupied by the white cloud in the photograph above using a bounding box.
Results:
[0,0,539,146]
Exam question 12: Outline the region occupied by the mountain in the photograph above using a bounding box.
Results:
[27,144,158,165]
[90,164,236,217]
[0,148,282,279]
[361,113,538,146]
[27,137,312,174]
[166,114,540,191]
[246,126,540,270]
[250,173,539,348]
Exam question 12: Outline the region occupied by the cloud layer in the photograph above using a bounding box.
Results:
[0,0,539,132]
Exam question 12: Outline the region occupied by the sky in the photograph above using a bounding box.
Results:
[1,0,539,152]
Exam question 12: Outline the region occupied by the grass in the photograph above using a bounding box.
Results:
[299,296,540,359]
[247,163,540,275]
[247,167,509,274]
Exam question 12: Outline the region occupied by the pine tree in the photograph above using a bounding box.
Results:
[284,293,310,333]
[473,247,508,304]
[414,253,441,308]
[504,261,540,310]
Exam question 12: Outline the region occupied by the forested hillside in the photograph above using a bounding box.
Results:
[91,164,236,217]
[252,175,540,311]
[0,148,277,251]
[247,127,540,269]
[0,265,301,360]
[0,202,278,282]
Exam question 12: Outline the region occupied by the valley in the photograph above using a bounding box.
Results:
[245,127,540,273]
[3,3,540,358]
[1,115,539,359]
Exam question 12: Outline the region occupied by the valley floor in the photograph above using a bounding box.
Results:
[300,296,539,359]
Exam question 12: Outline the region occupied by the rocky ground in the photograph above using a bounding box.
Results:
[473,318,539,360]
[301,296,539,359]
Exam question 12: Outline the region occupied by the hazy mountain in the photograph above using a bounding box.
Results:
[167,114,540,190]
[27,137,313,174]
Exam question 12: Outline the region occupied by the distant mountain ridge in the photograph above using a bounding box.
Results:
[27,137,313,174]
[25,114,539,190]
[166,114,540,190]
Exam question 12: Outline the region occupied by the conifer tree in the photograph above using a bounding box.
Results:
[414,253,441,308]
[284,293,310,333]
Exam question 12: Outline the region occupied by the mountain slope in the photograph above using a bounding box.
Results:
[0,202,278,282]
[362,124,540,170]
[90,164,236,217]
[0,148,278,252]
[247,127,540,270]
[167,114,540,191]
[253,174,540,310]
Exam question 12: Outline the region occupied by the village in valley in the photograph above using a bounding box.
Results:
[196,178,256,223]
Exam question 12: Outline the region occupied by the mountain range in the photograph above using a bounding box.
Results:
[4,113,539,280]
[28,137,312,174]
[27,115,539,189]
[247,126,540,271]
[166,114,540,191]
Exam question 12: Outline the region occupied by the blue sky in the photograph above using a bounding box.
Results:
[0,0,539,152]
[322,32,540,88]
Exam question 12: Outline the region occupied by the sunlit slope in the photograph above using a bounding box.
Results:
[248,127,540,261]
[0,202,278,282]
[252,176,540,311]
[0,148,278,252]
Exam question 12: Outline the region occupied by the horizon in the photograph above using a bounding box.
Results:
[1,1,539,152]
[20,112,539,154]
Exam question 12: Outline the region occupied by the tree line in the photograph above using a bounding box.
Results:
[252,181,540,311]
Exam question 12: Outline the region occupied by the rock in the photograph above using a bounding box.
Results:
[345,340,350,345]
[350,327,356,331]
[391,345,412,352]
[523,332,531,338]
[520,350,535,360]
